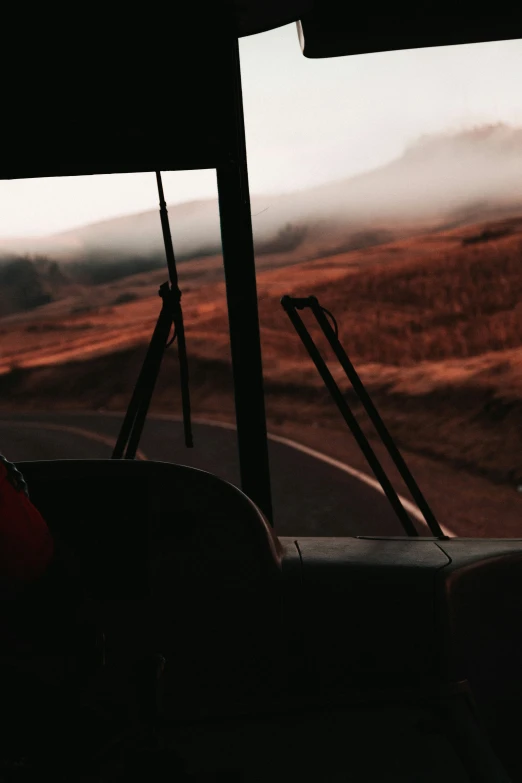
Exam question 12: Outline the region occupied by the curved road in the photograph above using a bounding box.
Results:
[0,411,424,537]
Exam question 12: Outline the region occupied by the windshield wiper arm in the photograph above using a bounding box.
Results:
[155,171,192,450]
[112,173,193,460]
[281,295,446,539]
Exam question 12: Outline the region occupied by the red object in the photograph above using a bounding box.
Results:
[0,459,54,594]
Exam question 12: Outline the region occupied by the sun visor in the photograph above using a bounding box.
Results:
[297,2,522,58]
[235,0,313,37]
[0,5,238,180]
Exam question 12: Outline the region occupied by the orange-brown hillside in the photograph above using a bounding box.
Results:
[3,214,522,373]
[2,213,522,536]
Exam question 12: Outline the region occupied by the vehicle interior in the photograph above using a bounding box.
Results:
[1,2,522,781]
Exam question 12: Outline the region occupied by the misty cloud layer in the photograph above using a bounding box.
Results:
[1,124,521,270]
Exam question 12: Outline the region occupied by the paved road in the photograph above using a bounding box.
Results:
[0,411,413,537]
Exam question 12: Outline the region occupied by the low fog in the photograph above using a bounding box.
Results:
[1,124,522,273]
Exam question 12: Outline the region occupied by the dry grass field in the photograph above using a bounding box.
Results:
[2,213,522,536]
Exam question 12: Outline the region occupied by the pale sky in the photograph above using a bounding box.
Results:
[0,27,520,239]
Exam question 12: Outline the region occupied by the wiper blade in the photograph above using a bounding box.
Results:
[281,295,446,539]
[112,173,193,460]
[156,171,193,450]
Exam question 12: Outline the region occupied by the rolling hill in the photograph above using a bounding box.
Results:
[0,123,521,320]
[2,210,522,536]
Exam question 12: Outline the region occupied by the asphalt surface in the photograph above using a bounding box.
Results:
[0,411,410,537]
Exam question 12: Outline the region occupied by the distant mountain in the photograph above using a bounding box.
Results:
[0,123,521,316]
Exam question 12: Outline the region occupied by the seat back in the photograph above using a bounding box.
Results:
[17,459,281,595]
[16,460,284,719]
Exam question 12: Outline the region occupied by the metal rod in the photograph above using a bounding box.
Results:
[155,171,193,449]
[156,172,180,291]
[307,297,446,539]
[123,308,172,460]
[281,296,418,537]
[215,33,273,524]
[112,301,171,459]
